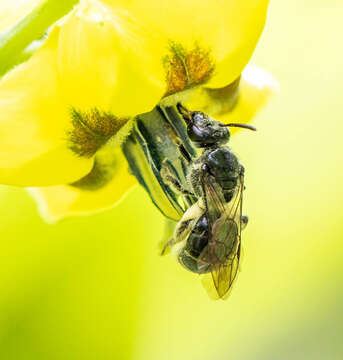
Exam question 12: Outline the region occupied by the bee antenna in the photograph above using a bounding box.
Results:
[219,123,257,131]
[176,103,192,124]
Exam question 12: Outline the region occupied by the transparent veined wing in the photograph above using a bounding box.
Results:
[200,168,226,228]
[200,170,245,299]
[201,243,241,300]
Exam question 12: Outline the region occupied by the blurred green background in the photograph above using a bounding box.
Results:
[1,1,343,359]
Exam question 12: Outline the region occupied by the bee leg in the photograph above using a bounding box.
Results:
[158,218,178,256]
[161,162,194,196]
[160,237,177,256]
[241,215,249,230]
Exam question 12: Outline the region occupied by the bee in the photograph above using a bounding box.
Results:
[161,103,255,299]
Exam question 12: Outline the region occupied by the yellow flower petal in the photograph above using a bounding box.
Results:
[104,0,269,91]
[0,28,93,186]
[28,145,137,222]
[217,65,279,126]
[207,0,270,88]
[57,0,165,117]
[184,65,278,129]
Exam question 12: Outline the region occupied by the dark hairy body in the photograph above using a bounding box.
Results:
[166,105,254,278]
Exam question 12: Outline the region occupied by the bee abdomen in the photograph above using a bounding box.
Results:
[186,214,209,257]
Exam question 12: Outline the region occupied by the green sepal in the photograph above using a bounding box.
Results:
[122,105,197,221]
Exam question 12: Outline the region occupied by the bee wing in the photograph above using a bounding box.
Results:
[201,243,241,299]
[209,244,241,299]
[201,173,244,299]
[200,170,226,228]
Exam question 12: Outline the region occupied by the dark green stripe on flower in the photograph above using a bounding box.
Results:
[122,105,198,221]
[70,155,117,191]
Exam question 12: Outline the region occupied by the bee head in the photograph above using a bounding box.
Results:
[177,103,256,148]
[177,103,230,148]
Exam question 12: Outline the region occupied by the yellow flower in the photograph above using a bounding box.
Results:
[1,0,342,358]
[0,0,277,221]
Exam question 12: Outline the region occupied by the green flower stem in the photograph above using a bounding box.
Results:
[0,0,78,76]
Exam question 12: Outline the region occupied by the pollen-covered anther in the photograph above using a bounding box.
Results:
[164,42,215,96]
[68,108,128,158]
